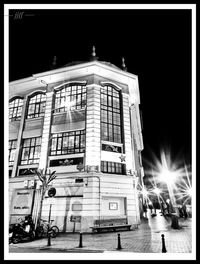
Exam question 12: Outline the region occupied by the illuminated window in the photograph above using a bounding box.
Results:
[9,140,17,166]
[101,85,122,143]
[101,161,126,174]
[54,84,86,113]
[50,130,85,156]
[27,93,46,119]
[9,97,23,121]
[20,137,41,165]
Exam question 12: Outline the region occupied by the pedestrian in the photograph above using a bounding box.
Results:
[182,203,188,218]
[178,205,184,217]
[161,201,167,216]
[166,199,171,215]
[143,202,148,218]
[148,201,153,214]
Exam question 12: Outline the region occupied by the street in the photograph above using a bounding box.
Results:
[8,209,192,254]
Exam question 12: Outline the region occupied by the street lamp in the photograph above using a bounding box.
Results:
[158,166,178,214]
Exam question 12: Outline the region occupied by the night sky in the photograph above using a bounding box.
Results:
[8,8,192,168]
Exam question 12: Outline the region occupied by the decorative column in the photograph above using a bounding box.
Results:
[129,104,143,152]
[85,84,101,172]
[11,97,28,178]
[122,93,133,174]
[38,91,54,170]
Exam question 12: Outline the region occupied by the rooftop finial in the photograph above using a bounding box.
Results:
[51,56,57,69]
[92,46,96,57]
[122,57,127,71]
[90,46,98,61]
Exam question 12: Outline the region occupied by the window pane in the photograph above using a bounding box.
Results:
[27,93,46,118]
[50,130,85,156]
[20,137,41,164]
[54,85,86,112]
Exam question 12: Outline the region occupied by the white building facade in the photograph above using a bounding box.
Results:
[8,59,144,232]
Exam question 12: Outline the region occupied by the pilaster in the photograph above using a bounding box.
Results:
[11,97,27,178]
[85,84,101,170]
[38,91,54,170]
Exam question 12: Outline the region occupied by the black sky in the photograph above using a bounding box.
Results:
[8,8,192,166]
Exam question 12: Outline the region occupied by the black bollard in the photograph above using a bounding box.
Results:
[47,227,51,246]
[116,233,122,250]
[78,232,83,248]
[161,234,167,253]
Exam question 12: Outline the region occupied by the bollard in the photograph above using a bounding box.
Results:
[171,214,180,229]
[47,228,51,246]
[161,234,167,253]
[78,232,83,248]
[116,233,122,250]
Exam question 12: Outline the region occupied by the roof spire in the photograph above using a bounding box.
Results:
[51,56,57,69]
[121,57,127,71]
[90,46,98,61]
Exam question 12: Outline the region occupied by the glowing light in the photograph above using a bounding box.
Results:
[175,167,192,204]
[60,97,75,111]
[144,148,191,210]
[187,188,192,196]
[141,188,149,197]
[153,187,161,195]
[144,149,187,183]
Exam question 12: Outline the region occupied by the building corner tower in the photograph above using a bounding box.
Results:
[8,54,144,232]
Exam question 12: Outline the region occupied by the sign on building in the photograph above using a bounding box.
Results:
[10,189,35,216]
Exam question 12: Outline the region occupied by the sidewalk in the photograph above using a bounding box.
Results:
[9,210,192,253]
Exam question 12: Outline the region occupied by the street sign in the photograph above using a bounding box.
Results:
[48,187,56,197]
[47,197,56,205]
[70,215,81,222]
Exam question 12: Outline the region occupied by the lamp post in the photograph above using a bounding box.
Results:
[152,187,161,213]
[159,168,178,214]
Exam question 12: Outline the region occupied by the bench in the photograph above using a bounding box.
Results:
[90,218,132,233]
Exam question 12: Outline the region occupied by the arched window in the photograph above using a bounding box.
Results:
[27,93,46,119]
[9,97,23,121]
[101,85,122,143]
[54,84,86,113]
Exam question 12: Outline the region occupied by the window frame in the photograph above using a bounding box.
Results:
[50,130,86,156]
[26,92,46,119]
[9,139,17,166]
[101,85,123,143]
[54,84,86,113]
[9,97,23,121]
[20,137,41,165]
[101,161,126,175]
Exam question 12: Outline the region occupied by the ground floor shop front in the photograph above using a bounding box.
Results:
[9,172,141,233]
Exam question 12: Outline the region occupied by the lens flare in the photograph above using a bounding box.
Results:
[143,148,192,207]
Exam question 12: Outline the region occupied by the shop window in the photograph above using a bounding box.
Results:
[9,97,23,121]
[109,202,118,210]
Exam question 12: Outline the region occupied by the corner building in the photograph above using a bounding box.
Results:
[9,59,144,232]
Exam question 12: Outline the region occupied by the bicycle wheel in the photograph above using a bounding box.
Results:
[35,226,44,239]
[50,226,59,238]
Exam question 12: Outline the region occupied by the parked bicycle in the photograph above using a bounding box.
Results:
[35,219,59,239]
